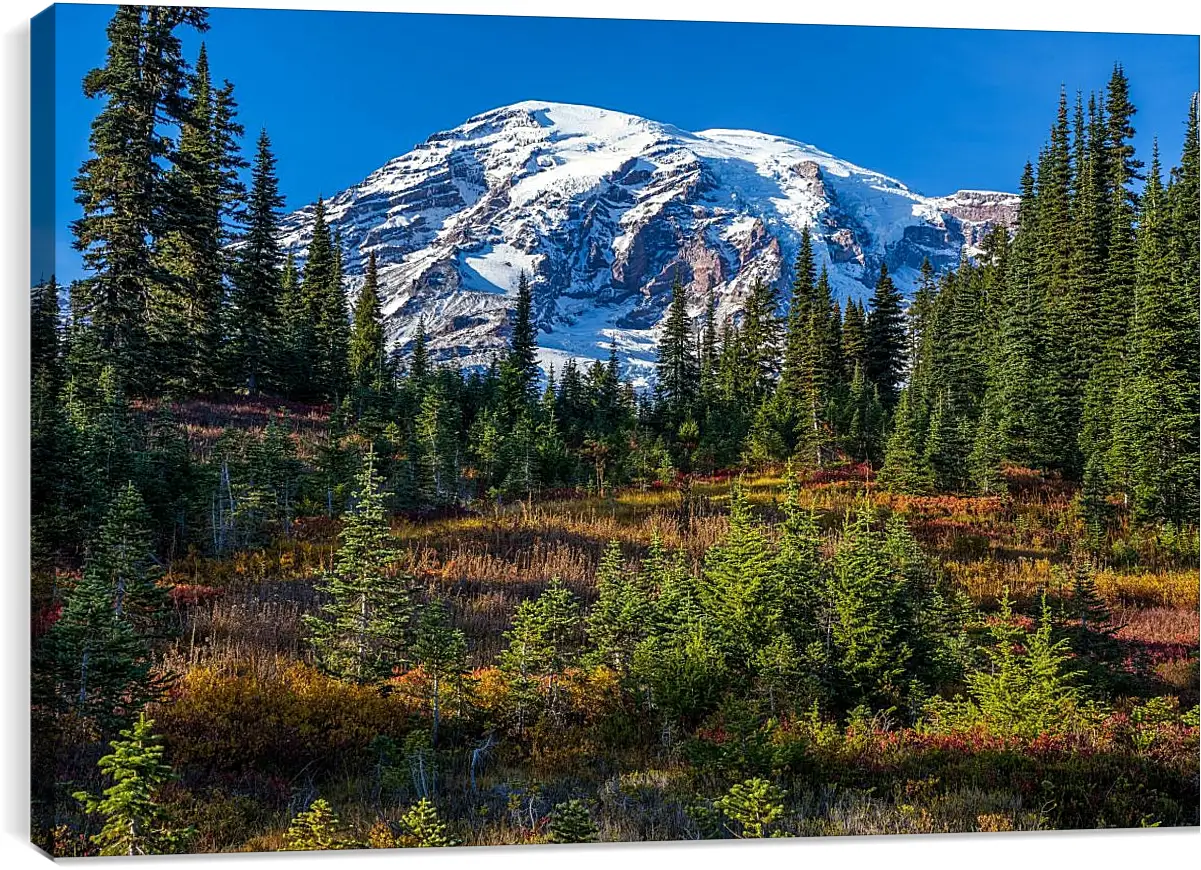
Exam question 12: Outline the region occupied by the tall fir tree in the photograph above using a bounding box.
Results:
[1108,144,1199,523]
[508,270,539,394]
[348,251,387,407]
[864,264,907,410]
[741,278,782,399]
[71,6,210,392]
[840,298,867,379]
[228,128,284,394]
[656,274,699,426]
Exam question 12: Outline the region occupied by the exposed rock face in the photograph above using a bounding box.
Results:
[931,189,1022,250]
[278,101,1017,385]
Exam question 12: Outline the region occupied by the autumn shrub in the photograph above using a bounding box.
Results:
[156,663,413,775]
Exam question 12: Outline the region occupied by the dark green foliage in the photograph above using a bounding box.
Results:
[742,278,782,399]
[412,599,467,747]
[698,486,785,662]
[46,484,171,731]
[968,405,1005,495]
[497,578,582,732]
[864,264,907,410]
[879,390,933,494]
[71,7,210,392]
[931,592,1098,739]
[348,251,389,414]
[840,298,867,379]
[508,271,540,396]
[228,128,284,394]
[825,510,961,717]
[304,452,412,683]
[316,221,351,402]
[714,777,785,838]
[498,579,582,680]
[1107,145,1199,524]
[548,799,599,843]
[656,274,699,426]
[586,541,651,672]
[843,363,884,464]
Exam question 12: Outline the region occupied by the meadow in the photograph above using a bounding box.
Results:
[35,427,1200,854]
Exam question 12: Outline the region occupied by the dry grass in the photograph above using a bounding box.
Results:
[161,471,1197,677]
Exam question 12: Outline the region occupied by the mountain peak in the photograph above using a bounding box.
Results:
[278,103,1017,385]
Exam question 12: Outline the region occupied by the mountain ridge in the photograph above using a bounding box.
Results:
[278,100,1018,384]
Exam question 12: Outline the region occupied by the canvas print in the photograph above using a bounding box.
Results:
[29,3,1200,857]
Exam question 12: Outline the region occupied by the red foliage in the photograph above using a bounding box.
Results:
[170,584,224,608]
[32,602,62,639]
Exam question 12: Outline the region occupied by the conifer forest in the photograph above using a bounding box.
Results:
[30,6,1200,856]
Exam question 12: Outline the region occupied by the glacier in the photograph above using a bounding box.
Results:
[277,101,1018,385]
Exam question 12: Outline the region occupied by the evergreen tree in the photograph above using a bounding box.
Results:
[844,363,884,465]
[228,128,284,394]
[586,541,651,672]
[497,579,581,731]
[715,777,786,839]
[276,252,312,397]
[508,270,539,394]
[840,299,867,379]
[879,390,933,495]
[73,714,192,856]
[71,6,209,391]
[320,228,351,400]
[413,380,461,505]
[698,486,782,663]
[864,264,907,410]
[699,291,719,404]
[31,276,62,386]
[968,405,1006,495]
[742,278,782,399]
[1169,94,1199,316]
[655,274,699,426]
[400,798,457,847]
[46,484,171,730]
[924,392,971,492]
[412,599,467,747]
[348,251,387,406]
[149,41,242,394]
[284,799,353,851]
[548,800,599,844]
[1099,65,1141,352]
[779,232,815,456]
[406,316,431,400]
[995,166,1052,470]
[950,592,1095,738]
[1108,144,1199,523]
[805,267,841,465]
[304,452,413,682]
[299,198,349,401]
[826,511,953,715]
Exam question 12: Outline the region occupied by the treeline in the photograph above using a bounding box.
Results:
[655,70,1198,529]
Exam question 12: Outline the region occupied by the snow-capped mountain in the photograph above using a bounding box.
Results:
[279,101,1017,385]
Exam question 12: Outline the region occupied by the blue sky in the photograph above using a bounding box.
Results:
[35,4,1200,285]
